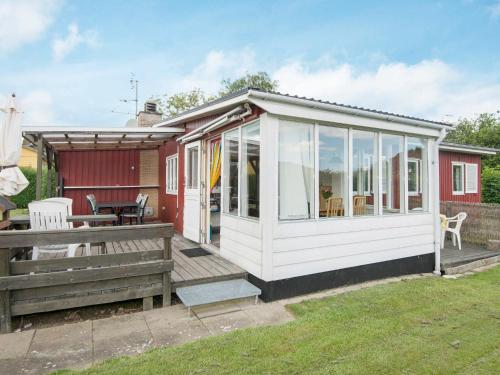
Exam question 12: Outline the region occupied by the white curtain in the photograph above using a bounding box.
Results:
[279,121,314,220]
[0,95,29,196]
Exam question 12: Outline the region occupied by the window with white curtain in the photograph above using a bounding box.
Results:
[465,163,478,193]
[166,155,178,194]
[278,120,314,220]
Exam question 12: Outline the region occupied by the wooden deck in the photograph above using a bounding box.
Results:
[54,234,247,291]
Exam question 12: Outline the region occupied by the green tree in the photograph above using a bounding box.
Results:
[155,89,210,117]
[218,72,279,97]
[445,112,500,168]
[155,72,279,116]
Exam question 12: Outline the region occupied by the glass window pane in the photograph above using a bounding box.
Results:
[279,120,314,220]
[382,135,403,214]
[318,125,347,218]
[407,137,428,212]
[241,122,260,218]
[186,147,198,189]
[223,129,239,214]
[352,130,375,216]
[453,164,463,193]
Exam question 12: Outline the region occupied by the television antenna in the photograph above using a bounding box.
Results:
[119,73,139,118]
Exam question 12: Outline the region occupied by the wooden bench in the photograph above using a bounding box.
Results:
[176,279,261,315]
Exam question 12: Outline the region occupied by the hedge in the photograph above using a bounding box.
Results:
[482,167,500,204]
[9,167,56,208]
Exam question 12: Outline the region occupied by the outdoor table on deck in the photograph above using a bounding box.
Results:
[95,201,138,224]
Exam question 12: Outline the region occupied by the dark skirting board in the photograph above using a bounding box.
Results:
[249,253,435,302]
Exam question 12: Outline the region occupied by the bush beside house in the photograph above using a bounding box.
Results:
[10,167,56,208]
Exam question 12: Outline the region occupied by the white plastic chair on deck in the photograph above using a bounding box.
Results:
[441,212,467,250]
[28,199,90,260]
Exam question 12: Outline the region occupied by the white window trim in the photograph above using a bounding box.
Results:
[465,163,478,194]
[452,162,465,195]
[277,121,430,221]
[407,158,421,196]
[166,154,178,195]
[221,119,261,221]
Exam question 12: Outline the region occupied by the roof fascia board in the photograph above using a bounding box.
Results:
[439,144,497,155]
[153,93,250,128]
[254,98,442,138]
[22,127,185,135]
[248,90,452,131]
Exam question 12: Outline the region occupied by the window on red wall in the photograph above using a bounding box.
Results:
[465,163,478,194]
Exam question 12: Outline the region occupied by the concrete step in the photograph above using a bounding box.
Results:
[442,255,500,275]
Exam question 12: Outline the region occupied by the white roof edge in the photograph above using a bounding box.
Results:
[247,89,453,130]
[22,126,186,134]
[439,143,497,155]
[153,89,454,131]
[153,93,250,128]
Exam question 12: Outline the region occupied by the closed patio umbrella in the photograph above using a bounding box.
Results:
[0,94,28,195]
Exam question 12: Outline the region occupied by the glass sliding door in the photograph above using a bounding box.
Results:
[318,125,348,218]
[407,137,428,212]
[381,134,404,214]
[223,129,239,215]
[240,121,260,218]
[352,130,376,216]
[278,120,314,220]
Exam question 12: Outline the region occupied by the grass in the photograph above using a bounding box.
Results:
[10,208,28,216]
[57,266,500,375]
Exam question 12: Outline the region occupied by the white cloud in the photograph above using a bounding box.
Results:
[174,48,256,93]
[52,22,99,62]
[0,0,61,55]
[273,58,500,121]
[488,1,500,18]
[20,90,55,125]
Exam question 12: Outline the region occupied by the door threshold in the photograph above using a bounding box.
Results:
[201,243,220,255]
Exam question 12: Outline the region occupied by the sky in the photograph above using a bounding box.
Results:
[1,0,500,127]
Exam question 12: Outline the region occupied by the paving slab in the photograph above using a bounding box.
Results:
[92,313,153,363]
[191,299,243,319]
[200,310,258,335]
[242,302,295,326]
[27,321,92,371]
[144,305,210,347]
[0,329,34,360]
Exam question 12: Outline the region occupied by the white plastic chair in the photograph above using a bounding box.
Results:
[441,212,467,250]
[28,199,90,260]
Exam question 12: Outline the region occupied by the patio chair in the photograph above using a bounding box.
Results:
[28,199,91,260]
[353,196,366,215]
[86,194,98,215]
[120,194,148,225]
[326,197,343,217]
[441,212,467,250]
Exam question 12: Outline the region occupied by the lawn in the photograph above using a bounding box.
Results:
[58,266,500,375]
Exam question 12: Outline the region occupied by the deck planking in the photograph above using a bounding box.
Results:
[65,234,246,290]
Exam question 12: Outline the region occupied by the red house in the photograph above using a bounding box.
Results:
[438,142,497,203]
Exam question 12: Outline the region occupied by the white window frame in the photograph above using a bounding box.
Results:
[407,158,421,196]
[452,162,465,195]
[221,119,260,221]
[465,163,478,194]
[166,154,178,195]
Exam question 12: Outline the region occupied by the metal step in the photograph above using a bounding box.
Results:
[176,279,261,315]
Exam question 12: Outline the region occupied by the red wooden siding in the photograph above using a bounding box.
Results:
[439,151,481,203]
[59,150,140,214]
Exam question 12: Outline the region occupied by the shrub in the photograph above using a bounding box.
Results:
[482,167,500,204]
[10,167,56,208]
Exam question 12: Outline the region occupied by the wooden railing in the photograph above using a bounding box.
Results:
[0,224,173,334]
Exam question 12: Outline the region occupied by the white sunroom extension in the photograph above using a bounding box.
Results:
[158,88,453,301]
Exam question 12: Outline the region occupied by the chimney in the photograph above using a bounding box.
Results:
[137,100,162,127]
